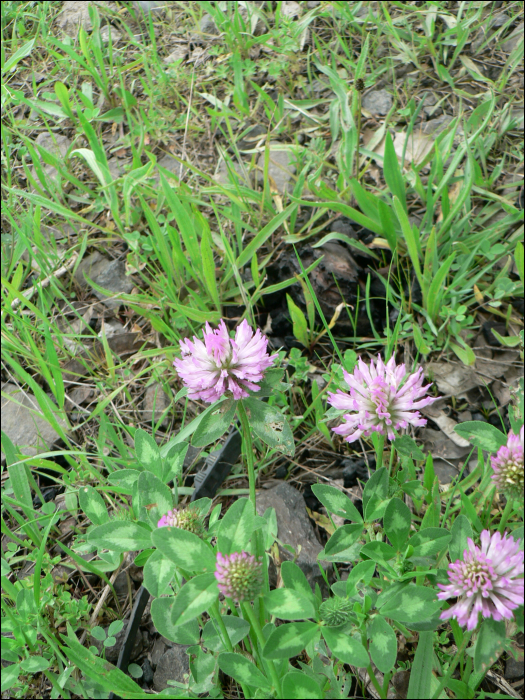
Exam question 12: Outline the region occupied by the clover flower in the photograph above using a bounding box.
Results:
[327,354,438,443]
[214,551,263,603]
[491,426,524,501]
[157,506,205,538]
[438,530,524,631]
[173,319,277,403]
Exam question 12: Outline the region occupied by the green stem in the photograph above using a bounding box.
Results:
[210,601,252,699]
[238,400,256,511]
[431,630,473,700]
[355,91,362,184]
[498,498,514,534]
[362,633,386,699]
[375,433,385,470]
[388,443,395,476]
[242,601,283,699]
[366,663,386,699]
[209,601,234,652]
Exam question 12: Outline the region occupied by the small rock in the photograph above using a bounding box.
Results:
[362,89,393,116]
[256,142,296,193]
[214,160,250,187]
[199,13,219,36]
[234,124,267,152]
[501,22,524,53]
[420,93,442,118]
[255,482,329,591]
[99,25,122,43]
[66,385,93,409]
[133,0,170,13]
[281,1,302,18]
[153,646,190,691]
[493,380,512,408]
[74,252,133,309]
[32,132,71,183]
[142,383,170,428]
[491,13,509,28]
[457,410,472,423]
[482,320,508,347]
[390,669,410,699]
[156,153,187,182]
[505,652,524,680]
[151,637,167,668]
[113,571,129,597]
[107,157,125,179]
[56,1,93,36]
[307,0,320,7]
[421,114,464,143]
[1,383,70,462]
[99,319,125,338]
[164,46,188,64]
[342,457,373,488]
[142,658,154,685]
[330,217,358,239]
[354,1,379,18]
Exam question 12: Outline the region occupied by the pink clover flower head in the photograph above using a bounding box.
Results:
[438,530,524,631]
[490,426,524,501]
[214,551,263,602]
[157,506,205,538]
[174,319,277,403]
[327,354,438,443]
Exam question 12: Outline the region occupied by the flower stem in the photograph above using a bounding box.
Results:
[242,601,283,699]
[375,433,385,471]
[498,497,514,534]
[238,400,256,511]
[210,600,252,699]
[431,630,473,700]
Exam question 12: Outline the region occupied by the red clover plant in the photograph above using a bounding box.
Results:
[84,344,523,699]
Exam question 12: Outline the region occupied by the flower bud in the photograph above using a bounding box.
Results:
[214,551,263,603]
[320,596,353,626]
[157,506,205,538]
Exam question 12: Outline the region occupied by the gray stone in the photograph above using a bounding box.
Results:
[256,142,296,193]
[56,1,93,36]
[106,157,125,179]
[501,22,524,53]
[457,410,472,423]
[214,160,250,186]
[362,89,392,116]
[151,637,167,668]
[99,25,122,43]
[505,653,524,680]
[421,93,442,118]
[491,13,509,28]
[156,153,186,182]
[32,132,71,183]
[153,645,190,691]
[256,482,328,591]
[1,383,69,462]
[199,13,218,36]
[74,251,133,309]
[142,383,170,427]
[133,0,171,13]
[281,1,301,18]
[421,114,464,143]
